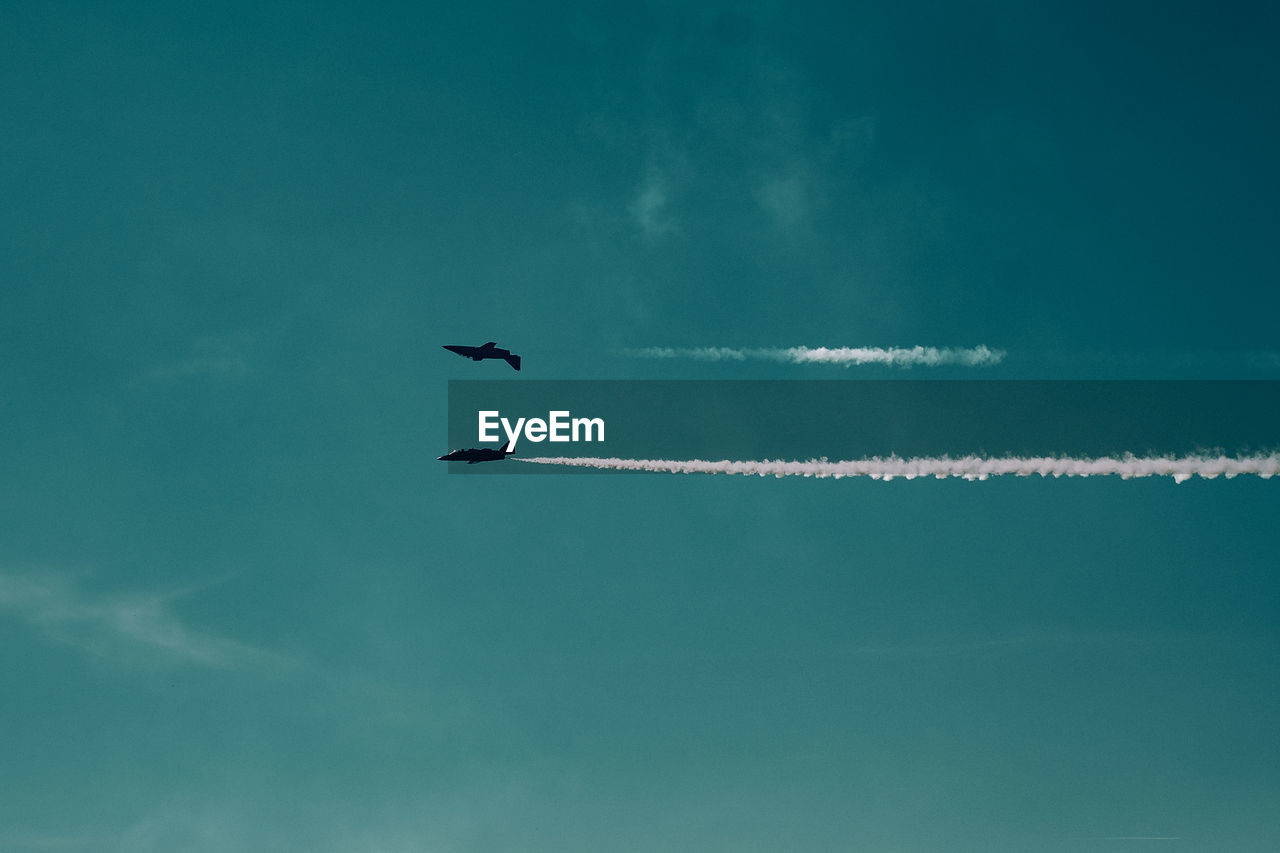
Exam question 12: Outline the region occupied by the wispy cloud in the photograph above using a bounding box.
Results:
[0,834,101,851]
[516,453,1280,483]
[147,355,247,381]
[146,334,249,381]
[620,345,1005,367]
[755,172,813,230]
[0,570,275,668]
[752,117,878,237]
[628,167,679,240]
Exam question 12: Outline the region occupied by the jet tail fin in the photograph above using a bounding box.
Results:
[504,354,521,371]
[498,441,511,454]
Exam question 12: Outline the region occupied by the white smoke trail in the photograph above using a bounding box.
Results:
[514,453,1280,483]
[619,345,1005,367]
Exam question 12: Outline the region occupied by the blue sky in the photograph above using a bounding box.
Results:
[2,2,1279,850]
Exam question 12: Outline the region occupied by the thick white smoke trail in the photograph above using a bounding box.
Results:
[514,453,1280,483]
[619,345,1005,367]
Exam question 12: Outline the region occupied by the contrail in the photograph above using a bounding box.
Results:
[514,453,1280,482]
[618,345,1005,367]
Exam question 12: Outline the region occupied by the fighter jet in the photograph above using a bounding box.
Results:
[442,341,521,371]
[437,441,512,464]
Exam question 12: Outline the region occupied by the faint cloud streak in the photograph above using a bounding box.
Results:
[146,334,250,381]
[0,570,277,668]
[628,167,679,240]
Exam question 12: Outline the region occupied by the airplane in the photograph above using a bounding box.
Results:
[437,441,512,464]
[442,341,521,371]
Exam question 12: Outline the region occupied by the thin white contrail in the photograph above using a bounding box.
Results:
[514,453,1280,482]
[619,345,1005,367]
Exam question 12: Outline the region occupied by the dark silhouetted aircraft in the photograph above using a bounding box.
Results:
[437,441,512,464]
[442,341,521,371]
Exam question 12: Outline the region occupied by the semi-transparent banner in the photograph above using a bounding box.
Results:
[442,380,1280,475]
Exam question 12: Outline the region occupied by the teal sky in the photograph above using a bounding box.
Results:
[2,2,1279,851]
